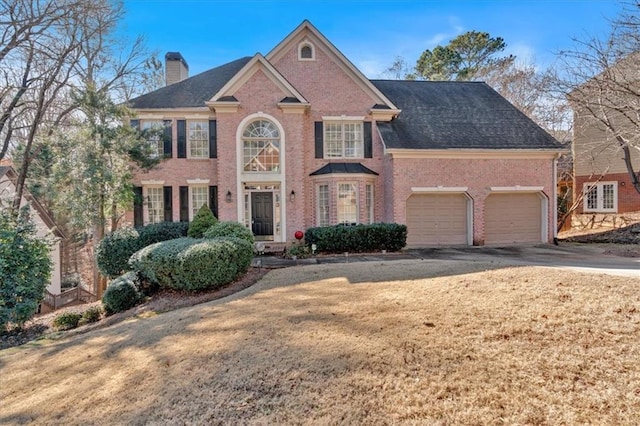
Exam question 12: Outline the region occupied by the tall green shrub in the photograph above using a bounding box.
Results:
[187,204,218,238]
[102,272,142,315]
[0,207,52,331]
[129,237,253,292]
[203,221,254,244]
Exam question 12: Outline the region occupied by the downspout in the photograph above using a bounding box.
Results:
[553,153,560,244]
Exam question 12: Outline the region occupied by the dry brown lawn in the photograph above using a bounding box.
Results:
[1,259,640,425]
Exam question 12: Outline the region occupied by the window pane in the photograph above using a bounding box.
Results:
[337,183,357,224]
[318,184,329,227]
[602,184,615,209]
[147,187,163,224]
[141,120,164,157]
[191,186,208,219]
[188,121,209,158]
[585,185,598,210]
[324,122,363,159]
[243,120,280,172]
[365,184,373,224]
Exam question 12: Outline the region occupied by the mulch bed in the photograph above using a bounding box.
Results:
[0,267,268,351]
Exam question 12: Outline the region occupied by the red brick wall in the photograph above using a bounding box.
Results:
[575,172,640,213]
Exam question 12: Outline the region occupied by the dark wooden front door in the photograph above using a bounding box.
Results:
[251,192,273,238]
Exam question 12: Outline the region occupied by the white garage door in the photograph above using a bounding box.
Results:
[406,194,469,247]
[484,193,543,245]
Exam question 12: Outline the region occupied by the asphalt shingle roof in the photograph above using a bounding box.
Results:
[310,163,379,176]
[129,57,251,109]
[371,80,563,150]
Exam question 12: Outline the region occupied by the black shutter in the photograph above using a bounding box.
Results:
[163,120,173,158]
[209,120,217,158]
[130,119,140,129]
[364,122,373,158]
[209,186,218,218]
[133,186,143,227]
[177,120,186,158]
[179,186,189,222]
[163,186,173,222]
[314,121,323,158]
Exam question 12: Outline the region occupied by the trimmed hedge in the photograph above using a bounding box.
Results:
[304,223,407,253]
[102,272,142,315]
[203,221,254,244]
[129,237,253,292]
[96,222,189,278]
[53,312,82,330]
[187,204,218,238]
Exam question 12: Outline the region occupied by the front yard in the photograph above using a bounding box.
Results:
[1,259,639,424]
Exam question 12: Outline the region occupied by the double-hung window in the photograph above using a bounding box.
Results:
[146,187,164,224]
[141,120,164,157]
[190,186,209,219]
[584,182,617,212]
[317,184,330,227]
[324,122,363,158]
[337,183,358,224]
[188,121,209,158]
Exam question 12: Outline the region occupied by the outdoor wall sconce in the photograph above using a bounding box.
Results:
[290,190,296,202]
[225,190,232,203]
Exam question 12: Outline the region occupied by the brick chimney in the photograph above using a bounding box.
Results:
[165,52,189,86]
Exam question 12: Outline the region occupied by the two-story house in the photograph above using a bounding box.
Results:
[128,20,564,247]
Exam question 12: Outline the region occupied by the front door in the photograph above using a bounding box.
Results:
[251,192,274,239]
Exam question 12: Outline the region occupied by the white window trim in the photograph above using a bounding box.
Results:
[365,183,374,224]
[298,41,315,61]
[187,120,209,159]
[189,185,209,220]
[141,120,165,158]
[337,182,359,225]
[316,183,330,227]
[144,185,164,225]
[323,120,364,160]
[583,181,618,213]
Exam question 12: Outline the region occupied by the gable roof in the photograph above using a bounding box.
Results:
[129,57,251,109]
[372,80,563,150]
[0,166,65,238]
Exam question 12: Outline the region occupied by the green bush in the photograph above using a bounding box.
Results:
[203,221,254,244]
[304,223,407,253]
[130,237,253,292]
[102,272,142,315]
[53,312,82,330]
[81,306,103,324]
[95,227,140,278]
[96,222,189,279]
[0,206,52,332]
[187,204,218,238]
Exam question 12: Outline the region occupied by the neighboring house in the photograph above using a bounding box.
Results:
[571,55,640,223]
[0,165,63,296]
[128,20,564,247]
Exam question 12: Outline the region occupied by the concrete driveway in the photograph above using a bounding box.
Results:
[255,243,640,278]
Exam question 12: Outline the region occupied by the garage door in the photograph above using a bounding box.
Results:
[406,194,469,247]
[484,193,543,245]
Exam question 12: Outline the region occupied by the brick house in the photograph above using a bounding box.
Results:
[128,20,564,247]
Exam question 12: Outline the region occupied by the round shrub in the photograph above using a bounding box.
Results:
[81,306,103,324]
[187,204,218,238]
[137,221,189,247]
[203,221,255,244]
[53,312,82,330]
[95,227,140,278]
[130,237,253,292]
[102,272,142,315]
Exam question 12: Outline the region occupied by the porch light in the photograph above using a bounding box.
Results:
[290,190,296,202]
[225,190,232,203]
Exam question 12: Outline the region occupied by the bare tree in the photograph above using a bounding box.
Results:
[557,1,640,195]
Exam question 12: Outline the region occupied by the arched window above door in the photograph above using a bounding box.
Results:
[242,119,281,172]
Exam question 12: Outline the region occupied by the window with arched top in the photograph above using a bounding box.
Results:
[242,120,281,172]
[298,42,315,60]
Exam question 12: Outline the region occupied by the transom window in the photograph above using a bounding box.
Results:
[584,182,617,212]
[188,121,209,158]
[242,119,280,172]
[141,120,164,157]
[190,186,209,219]
[324,122,363,159]
[146,187,163,224]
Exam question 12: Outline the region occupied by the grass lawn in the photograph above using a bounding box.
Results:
[1,259,639,424]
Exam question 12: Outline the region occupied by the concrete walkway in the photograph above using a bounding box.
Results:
[252,243,640,278]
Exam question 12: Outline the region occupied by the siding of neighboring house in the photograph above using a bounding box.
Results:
[0,167,62,295]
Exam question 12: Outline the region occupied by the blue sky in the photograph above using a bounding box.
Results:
[121,0,621,78]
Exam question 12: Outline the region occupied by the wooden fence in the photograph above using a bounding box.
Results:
[43,287,97,310]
